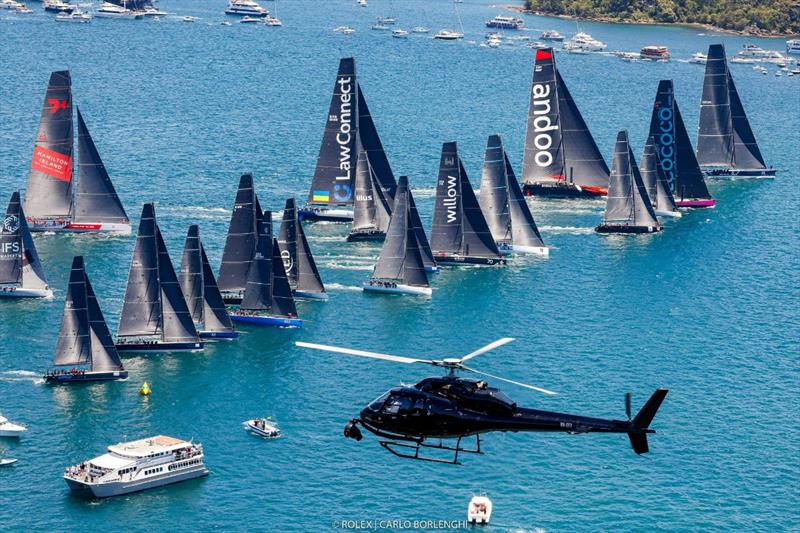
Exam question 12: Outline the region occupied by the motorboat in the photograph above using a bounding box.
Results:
[485,14,523,29]
[43,0,75,12]
[225,0,267,17]
[540,29,564,41]
[391,28,408,38]
[564,31,606,52]
[0,416,27,437]
[239,15,260,23]
[411,26,429,33]
[244,418,280,438]
[0,0,23,9]
[376,16,395,24]
[14,4,33,13]
[0,458,18,467]
[357,0,366,6]
[640,45,670,61]
[787,39,800,55]
[332,25,355,34]
[141,5,167,16]
[689,52,707,64]
[371,23,390,30]
[467,494,493,525]
[263,14,281,25]
[181,15,197,22]
[63,435,208,498]
[526,40,546,49]
[738,43,783,59]
[434,29,463,40]
[56,9,91,21]
[94,2,140,18]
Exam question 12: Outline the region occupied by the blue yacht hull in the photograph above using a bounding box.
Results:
[230,314,303,328]
[199,330,240,340]
[44,370,128,383]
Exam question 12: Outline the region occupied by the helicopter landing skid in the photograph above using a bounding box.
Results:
[379,435,483,465]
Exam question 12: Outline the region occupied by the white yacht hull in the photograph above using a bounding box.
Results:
[655,209,682,218]
[510,245,549,256]
[65,464,208,498]
[363,282,432,296]
[0,426,27,437]
[0,286,53,298]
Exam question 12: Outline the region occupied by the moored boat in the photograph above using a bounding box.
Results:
[63,435,208,498]
[787,39,800,55]
[596,131,662,234]
[0,192,52,299]
[434,29,462,40]
[689,52,707,64]
[485,15,523,30]
[697,44,776,178]
[540,30,563,41]
[56,9,91,20]
[115,203,204,353]
[521,48,610,199]
[44,256,128,383]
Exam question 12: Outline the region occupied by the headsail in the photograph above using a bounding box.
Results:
[277,198,325,295]
[53,256,91,367]
[505,152,546,248]
[218,174,261,293]
[200,244,235,333]
[25,70,74,219]
[648,80,712,201]
[697,44,766,170]
[179,225,204,326]
[17,195,49,289]
[307,58,358,207]
[0,192,24,285]
[240,216,274,311]
[118,203,161,337]
[269,238,298,318]
[371,176,428,287]
[84,260,123,371]
[602,131,659,228]
[73,108,129,225]
[156,224,199,343]
[407,188,436,271]
[479,135,512,244]
[357,84,397,202]
[522,48,609,189]
[458,158,502,259]
[642,136,679,215]
[351,145,392,235]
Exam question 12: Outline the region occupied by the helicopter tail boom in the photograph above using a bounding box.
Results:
[627,389,669,454]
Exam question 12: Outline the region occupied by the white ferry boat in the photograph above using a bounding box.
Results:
[737,43,783,59]
[485,14,523,30]
[225,0,268,17]
[63,435,208,498]
[787,39,800,55]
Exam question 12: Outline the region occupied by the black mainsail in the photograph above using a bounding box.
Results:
[277,198,326,297]
[369,176,429,288]
[218,174,262,297]
[25,70,74,220]
[307,58,358,207]
[648,80,714,207]
[641,136,680,216]
[118,203,200,346]
[53,256,123,372]
[240,217,273,312]
[269,238,298,318]
[0,192,49,292]
[430,142,503,264]
[73,108,129,226]
[598,131,660,232]
[697,44,770,174]
[522,48,609,197]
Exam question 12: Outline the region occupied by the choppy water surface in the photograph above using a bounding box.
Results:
[1,0,798,531]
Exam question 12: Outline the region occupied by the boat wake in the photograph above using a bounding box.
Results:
[539,225,594,234]
[326,283,363,292]
[410,187,436,197]
[163,206,230,220]
[0,370,42,384]
[321,261,375,271]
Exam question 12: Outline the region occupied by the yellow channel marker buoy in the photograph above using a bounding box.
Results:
[139,382,151,396]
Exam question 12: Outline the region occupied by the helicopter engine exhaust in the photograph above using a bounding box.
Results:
[344,419,363,441]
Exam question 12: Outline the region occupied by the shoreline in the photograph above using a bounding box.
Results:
[505,5,799,38]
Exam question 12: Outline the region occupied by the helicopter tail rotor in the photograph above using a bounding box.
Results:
[627,389,669,455]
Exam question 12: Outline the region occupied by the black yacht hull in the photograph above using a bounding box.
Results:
[44,370,128,383]
[433,254,506,266]
[595,224,662,234]
[115,341,204,353]
[523,182,607,199]
[346,230,386,242]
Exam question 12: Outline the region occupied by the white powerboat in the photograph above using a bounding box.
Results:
[467,494,493,525]
[787,39,800,55]
[244,418,280,438]
[0,416,27,437]
[225,0,267,17]
[63,435,208,498]
[0,0,23,9]
[94,2,140,18]
[56,9,91,21]
[357,0,366,6]
[14,4,32,13]
[391,28,408,38]
[43,0,75,12]
[738,43,783,59]
[377,16,395,25]
[411,26,429,33]
[371,23,390,31]
[0,458,18,467]
[239,15,260,23]
[141,5,166,16]
[564,31,606,52]
[540,29,564,41]
[262,14,281,25]
[689,52,707,64]
[434,29,462,40]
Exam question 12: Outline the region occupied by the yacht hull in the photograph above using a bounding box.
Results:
[655,209,682,218]
[230,314,302,328]
[702,168,776,179]
[433,254,506,266]
[523,182,607,199]
[675,198,716,208]
[297,207,354,223]
[27,219,132,234]
[293,290,328,300]
[44,370,128,383]
[64,465,208,498]
[115,341,204,353]
[595,224,662,234]
[0,287,53,298]
[346,230,386,242]
[509,244,550,256]
[363,282,432,296]
[199,330,239,340]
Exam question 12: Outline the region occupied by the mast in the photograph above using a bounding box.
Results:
[218,174,261,294]
[179,225,204,327]
[0,193,25,286]
[155,223,199,343]
[53,256,91,367]
[371,176,428,287]
[357,84,397,202]
[308,58,358,207]
[73,108,129,225]
[504,151,546,248]
[697,44,766,170]
[118,203,161,338]
[25,70,74,220]
[648,80,712,201]
[277,198,325,294]
[200,244,235,333]
[522,48,609,189]
[479,134,512,244]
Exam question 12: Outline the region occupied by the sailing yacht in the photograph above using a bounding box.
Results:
[347,145,392,241]
[0,192,52,299]
[277,198,327,300]
[434,0,464,40]
[300,58,398,224]
[479,135,548,256]
[229,214,302,328]
[697,44,776,178]
[179,225,239,339]
[218,174,263,305]
[24,71,130,233]
[44,256,128,383]
[115,203,203,353]
[596,131,661,234]
[430,142,505,266]
[640,136,681,218]
[364,176,431,296]
[521,48,610,199]
[647,80,715,208]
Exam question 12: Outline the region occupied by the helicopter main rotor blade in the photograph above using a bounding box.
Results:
[461,365,558,396]
[458,337,515,362]
[295,342,436,365]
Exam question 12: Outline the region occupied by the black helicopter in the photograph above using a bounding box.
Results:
[296,338,668,464]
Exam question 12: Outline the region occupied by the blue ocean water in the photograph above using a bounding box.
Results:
[1,0,799,530]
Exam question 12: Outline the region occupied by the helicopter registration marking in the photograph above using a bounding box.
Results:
[560,422,573,429]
